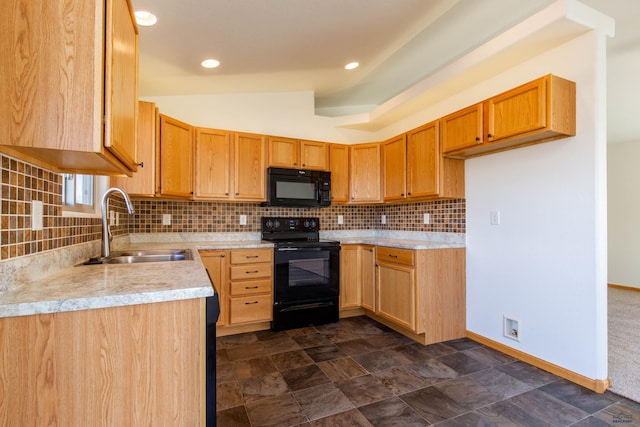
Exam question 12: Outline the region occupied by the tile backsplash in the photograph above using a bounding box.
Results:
[0,153,465,261]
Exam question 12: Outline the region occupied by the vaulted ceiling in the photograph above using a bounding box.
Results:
[132,0,640,143]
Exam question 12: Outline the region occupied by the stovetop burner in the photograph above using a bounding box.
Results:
[261,216,338,247]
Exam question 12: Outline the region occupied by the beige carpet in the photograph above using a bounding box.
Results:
[608,287,640,402]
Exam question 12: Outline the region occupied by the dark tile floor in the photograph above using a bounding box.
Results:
[216,316,640,426]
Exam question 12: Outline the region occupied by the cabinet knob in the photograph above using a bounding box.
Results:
[302,163,306,167]
[487,133,493,138]
[475,137,481,141]
[220,254,225,258]
[235,193,239,196]
[137,162,144,168]
[407,192,412,195]
[401,193,404,197]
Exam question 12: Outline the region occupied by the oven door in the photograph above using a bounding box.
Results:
[273,246,340,304]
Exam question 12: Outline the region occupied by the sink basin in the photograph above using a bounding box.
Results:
[81,249,193,265]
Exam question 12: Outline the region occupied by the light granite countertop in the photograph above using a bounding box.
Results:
[0,231,464,318]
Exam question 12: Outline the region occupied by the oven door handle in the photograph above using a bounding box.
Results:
[276,246,338,252]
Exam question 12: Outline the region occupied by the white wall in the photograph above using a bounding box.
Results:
[465,30,608,380]
[142,91,378,144]
[608,141,640,288]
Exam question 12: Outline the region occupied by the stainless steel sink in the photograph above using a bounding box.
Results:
[81,249,193,265]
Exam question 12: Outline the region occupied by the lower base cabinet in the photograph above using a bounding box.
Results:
[0,299,205,426]
[200,248,273,335]
[340,244,466,345]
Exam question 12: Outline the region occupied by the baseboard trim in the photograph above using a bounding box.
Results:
[466,331,610,393]
[608,283,640,292]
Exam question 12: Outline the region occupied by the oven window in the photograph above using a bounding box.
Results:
[289,258,329,287]
[276,181,316,200]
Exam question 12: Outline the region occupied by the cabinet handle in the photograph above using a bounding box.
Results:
[137,162,144,168]
[246,270,259,274]
[475,137,481,141]
[388,254,398,258]
[245,301,259,305]
[245,286,259,289]
[245,255,259,258]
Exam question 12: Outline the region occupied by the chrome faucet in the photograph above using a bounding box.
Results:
[101,187,135,259]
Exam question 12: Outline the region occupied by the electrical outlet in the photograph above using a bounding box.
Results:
[423,213,430,224]
[116,212,120,226]
[109,210,116,226]
[162,214,172,225]
[381,215,386,224]
[337,215,344,225]
[239,215,247,225]
[503,316,520,341]
[31,200,43,231]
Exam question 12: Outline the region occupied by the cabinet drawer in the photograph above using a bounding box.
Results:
[230,279,272,296]
[229,294,273,324]
[376,246,415,266]
[230,263,272,280]
[231,249,272,264]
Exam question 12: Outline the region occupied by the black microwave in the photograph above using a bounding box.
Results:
[264,167,331,208]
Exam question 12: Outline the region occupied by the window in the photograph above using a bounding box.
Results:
[62,174,108,216]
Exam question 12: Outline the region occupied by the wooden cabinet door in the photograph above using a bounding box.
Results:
[112,101,157,196]
[361,245,375,311]
[329,144,349,203]
[442,103,483,154]
[195,128,231,199]
[233,132,266,200]
[350,143,381,203]
[407,120,439,199]
[199,250,228,327]
[382,135,407,201]
[300,140,329,170]
[340,245,362,309]
[486,77,546,142]
[268,136,299,168]
[376,261,416,331]
[158,115,193,198]
[104,0,138,171]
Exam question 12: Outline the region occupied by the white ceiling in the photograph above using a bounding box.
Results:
[132,0,640,143]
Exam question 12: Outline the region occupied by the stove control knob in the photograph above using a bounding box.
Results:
[310,219,317,228]
[303,220,310,228]
[266,220,273,229]
[274,219,280,229]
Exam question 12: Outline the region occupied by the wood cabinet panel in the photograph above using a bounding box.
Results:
[350,143,381,203]
[231,249,273,264]
[382,135,407,201]
[376,262,416,331]
[229,294,273,324]
[406,121,440,198]
[329,144,349,203]
[230,279,272,296]
[111,100,157,196]
[376,246,414,266]
[230,263,272,281]
[200,250,228,327]
[234,132,266,200]
[340,245,362,309]
[194,128,231,199]
[361,245,376,311]
[300,140,329,170]
[441,103,483,154]
[158,114,193,198]
[268,136,299,168]
[0,299,203,426]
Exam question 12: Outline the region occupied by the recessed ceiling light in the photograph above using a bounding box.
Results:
[135,11,157,26]
[201,59,221,69]
[345,62,359,70]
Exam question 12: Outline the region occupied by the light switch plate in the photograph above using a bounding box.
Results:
[337,215,344,225]
[381,215,386,224]
[162,214,172,225]
[239,215,247,225]
[423,213,430,224]
[490,211,501,225]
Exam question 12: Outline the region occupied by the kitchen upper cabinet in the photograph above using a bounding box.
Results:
[350,143,382,203]
[329,144,349,203]
[194,128,232,200]
[234,132,267,200]
[406,121,464,200]
[111,101,157,196]
[382,135,407,201]
[443,74,576,159]
[268,137,328,170]
[0,0,139,176]
[158,114,193,198]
